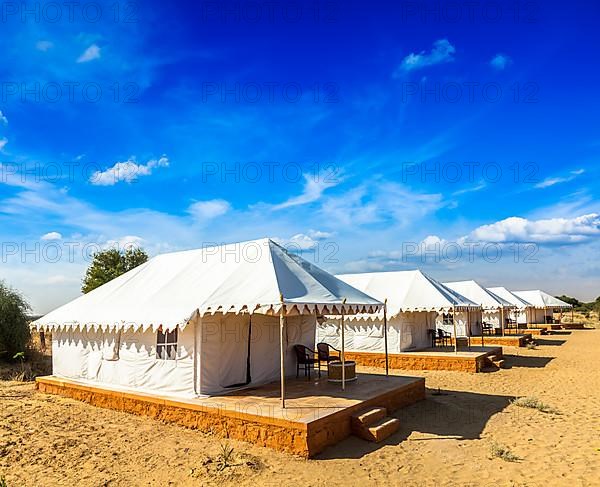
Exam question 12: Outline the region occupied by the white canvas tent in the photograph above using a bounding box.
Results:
[317,270,480,354]
[487,286,533,325]
[513,290,572,325]
[443,280,512,335]
[32,239,382,401]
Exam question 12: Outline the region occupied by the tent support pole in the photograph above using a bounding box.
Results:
[467,309,471,350]
[384,299,389,376]
[501,307,505,337]
[481,314,484,348]
[452,305,458,354]
[341,298,347,391]
[571,307,574,324]
[279,294,286,409]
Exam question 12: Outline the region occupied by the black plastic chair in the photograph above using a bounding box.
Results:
[482,322,494,335]
[436,329,452,347]
[294,344,319,379]
[316,342,340,372]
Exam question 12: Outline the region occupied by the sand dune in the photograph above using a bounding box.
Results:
[1,330,599,486]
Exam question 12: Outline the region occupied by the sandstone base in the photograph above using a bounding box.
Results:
[343,347,502,373]
[36,374,425,458]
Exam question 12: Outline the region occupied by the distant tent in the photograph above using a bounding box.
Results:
[513,290,572,325]
[488,286,533,325]
[317,270,479,353]
[32,239,382,398]
[444,280,512,333]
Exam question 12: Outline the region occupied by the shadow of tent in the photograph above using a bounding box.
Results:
[502,355,554,368]
[535,338,567,346]
[548,330,572,335]
[317,390,514,460]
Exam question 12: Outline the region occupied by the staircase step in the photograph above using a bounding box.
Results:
[351,407,387,428]
[366,417,401,442]
[493,359,506,369]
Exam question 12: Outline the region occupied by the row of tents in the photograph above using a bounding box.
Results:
[317,271,573,354]
[31,238,572,400]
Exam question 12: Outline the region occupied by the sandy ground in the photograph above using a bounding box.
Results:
[2,329,600,487]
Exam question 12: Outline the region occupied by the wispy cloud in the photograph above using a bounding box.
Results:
[452,180,487,196]
[0,110,7,125]
[36,40,54,52]
[90,156,169,186]
[77,43,101,63]
[271,172,340,210]
[187,199,231,221]
[320,180,445,227]
[490,53,512,70]
[395,39,456,74]
[0,138,8,151]
[535,169,585,189]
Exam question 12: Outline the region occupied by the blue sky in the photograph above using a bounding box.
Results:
[1,0,599,312]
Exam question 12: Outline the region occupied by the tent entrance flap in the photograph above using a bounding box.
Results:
[224,315,252,388]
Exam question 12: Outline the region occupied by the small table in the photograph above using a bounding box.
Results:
[327,360,357,383]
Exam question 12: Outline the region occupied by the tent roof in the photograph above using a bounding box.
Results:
[513,290,573,309]
[336,270,480,320]
[443,280,512,310]
[487,286,532,309]
[32,238,383,332]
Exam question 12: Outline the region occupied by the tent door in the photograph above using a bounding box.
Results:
[400,321,416,351]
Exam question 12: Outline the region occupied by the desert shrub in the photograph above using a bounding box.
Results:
[490,442,520,462]
[0,281,31,359]
[512,396,560,414]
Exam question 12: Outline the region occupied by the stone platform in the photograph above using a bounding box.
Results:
[36,373,425,458]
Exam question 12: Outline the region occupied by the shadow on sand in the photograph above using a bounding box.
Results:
[318,389,514,459]
[535,338,567,347]
[502,354,554,369]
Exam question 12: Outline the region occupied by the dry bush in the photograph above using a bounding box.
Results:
[490,442,521,462]
[512,396,560,414]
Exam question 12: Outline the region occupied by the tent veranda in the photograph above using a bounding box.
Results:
[32,238,383,403]
[317,270,480,355]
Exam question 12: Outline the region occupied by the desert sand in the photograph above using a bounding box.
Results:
[2,329,599,486]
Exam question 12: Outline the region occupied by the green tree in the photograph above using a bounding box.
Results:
[82,247,149,294]
[556,295,580,307]
[0,281,31,358]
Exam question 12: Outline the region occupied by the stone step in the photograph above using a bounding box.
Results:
[492,359,506,369]
[366,417,401,442]
[351,407,387,428]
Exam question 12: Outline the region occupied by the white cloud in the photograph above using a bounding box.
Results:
[272,172,340,210]
[36,40,54,52]
[104,235,145,250]
[187,199,231,221]
[90,156,169,186]
[535,169,585,189]
[396,39,456,74]
[41,231,62,241]
[490,54,512,70]
[0,138,7,151]
[467,213,600,244]
[0,110,7,125]
[77,44,101,63]
[274,233,319,252]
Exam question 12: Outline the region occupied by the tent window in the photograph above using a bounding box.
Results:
[442,313,453,326]
[156,328,178,360]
